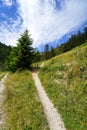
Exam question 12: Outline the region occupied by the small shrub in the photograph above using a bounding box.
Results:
[24,125,32,130]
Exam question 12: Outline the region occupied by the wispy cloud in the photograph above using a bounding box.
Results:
[16,0,87,47]
[0,16,23,46]
[0,0,87,47]
[1,0,13,7]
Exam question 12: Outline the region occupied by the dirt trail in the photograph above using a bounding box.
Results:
[32,71,66,130]
[0,74,8,129]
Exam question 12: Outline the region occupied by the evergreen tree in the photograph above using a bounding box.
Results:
[84,27,87,39]
[5,47,18,71]
[44,44,50,60]
[7,29,34,71]
[0,42,12,65]
[34,50,41,62]
[32,48,42,63]
[50,46,55,58]
[17,30,33,70]
[55,45,61,55]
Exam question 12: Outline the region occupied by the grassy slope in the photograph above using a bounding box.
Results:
[4,70,49,130]
[39,43,87,130]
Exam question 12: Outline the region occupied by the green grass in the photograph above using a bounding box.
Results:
[0,72,6,80]
[4,70,49,130]
[0,71,5,75]
[32,61,43,68]
[39,43,87,130]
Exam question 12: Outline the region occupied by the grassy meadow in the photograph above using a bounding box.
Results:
[3,70,49,130]
[39,43,87,130]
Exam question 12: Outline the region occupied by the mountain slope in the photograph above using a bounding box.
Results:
[39,42,87,130]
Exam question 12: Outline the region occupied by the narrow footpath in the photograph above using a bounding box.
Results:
[32,70,66,130]
[0,74,8,129]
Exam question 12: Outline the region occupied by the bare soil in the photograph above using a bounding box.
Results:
[0,74,8,129]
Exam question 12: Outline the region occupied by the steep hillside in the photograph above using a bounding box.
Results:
[39,42,87,130]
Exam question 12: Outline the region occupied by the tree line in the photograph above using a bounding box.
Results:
[43,27,87,60]
[0,27,87,71]
[0,42,11,69]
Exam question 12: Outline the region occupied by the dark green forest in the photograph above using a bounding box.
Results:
[0,42,12,69]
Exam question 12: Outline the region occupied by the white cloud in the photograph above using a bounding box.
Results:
[0,0,87,48]
[1,0,13,7]
[0,17,23,46]
[16,0,87,47]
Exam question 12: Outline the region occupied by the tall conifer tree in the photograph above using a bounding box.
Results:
[17,29,33,70]
[7,29,33,71]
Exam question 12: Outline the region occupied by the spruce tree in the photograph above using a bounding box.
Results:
[7,29,34,71]
[44,44,50,60]
[50,46,55,58]
[17,29,33,70]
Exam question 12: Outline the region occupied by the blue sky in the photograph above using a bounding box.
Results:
[0,0,87,50]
